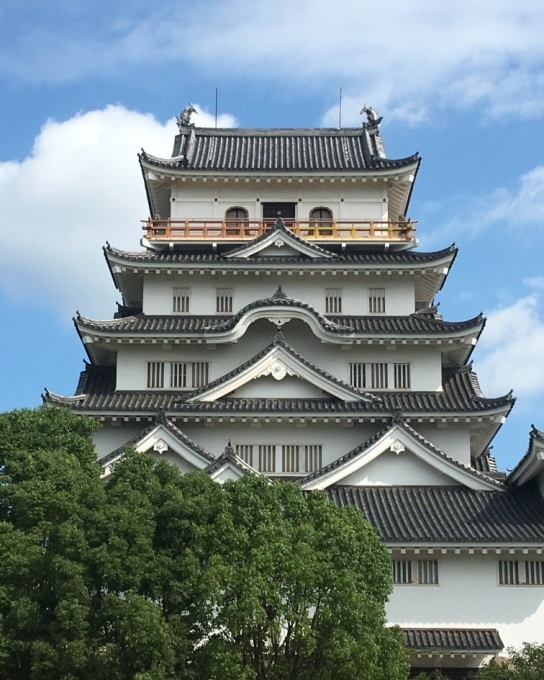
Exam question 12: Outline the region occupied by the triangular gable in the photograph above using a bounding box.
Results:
[300,420,503,491]
[184,336,374,404]
[224,218,335,260]
[99,417,214,479]
[204,442,259,483]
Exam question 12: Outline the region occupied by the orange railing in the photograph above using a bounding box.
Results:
[142,219,417,241]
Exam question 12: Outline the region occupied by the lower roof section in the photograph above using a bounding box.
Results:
[402,628,503,654]
[327,483,544,543]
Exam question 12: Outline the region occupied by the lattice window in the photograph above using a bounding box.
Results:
[369,288,386,314]
[147,362,165,388]
[216,287,233,313]
[282,445,300,473]
[235,445,254,467]
[370,362,388,389]
[349,363,366,389]
[172,287,190,313]
[170,362,209,388]
[392,560,413,584]
[394,363,411,389]
[258,445,276,472]
[418,560,439,585]
[499,560,544,585]
[304,445,322,472]
[325,288,342,314]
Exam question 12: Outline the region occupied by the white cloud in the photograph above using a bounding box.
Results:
[0,104,236,319]
[2,1,544,122]
[475,294,544,398]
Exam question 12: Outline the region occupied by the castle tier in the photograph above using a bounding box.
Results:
[44,108,544,677]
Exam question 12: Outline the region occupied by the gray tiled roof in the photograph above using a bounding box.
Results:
[140,127,419,173]
[105,243,457,266]
[44,364,513,416]
[327,483,544,543]
[75,308,483,338]
[402,628,503,652]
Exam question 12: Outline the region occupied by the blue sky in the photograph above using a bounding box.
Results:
[1,0,544,471]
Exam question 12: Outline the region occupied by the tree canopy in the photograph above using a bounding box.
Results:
[477,643,544,679]
[0,406,409,679]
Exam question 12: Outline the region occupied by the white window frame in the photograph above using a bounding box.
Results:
[392,559,439,585]
[499,560,544,586]
[172,287,190,314]
[369,288,386,314]
[325,288,342,314]
[216,287,234,313]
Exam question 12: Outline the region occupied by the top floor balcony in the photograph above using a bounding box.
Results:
[141,218,417,245]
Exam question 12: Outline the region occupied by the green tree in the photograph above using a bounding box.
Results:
[477,643,544,679]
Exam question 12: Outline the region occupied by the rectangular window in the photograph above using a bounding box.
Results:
[170,362,209,388]
[147,362,165,388]
[418,560,439,585]
[499,560,544,585]
[393,560,439,585]
[394,363,411,389]
[259,445,276,473]
[235,445,254,467]
[325,288,342,314]
[304,445,322,472]
[349,363,366,389]
[369,288,386,314]
[370,362,388,389]
[172,287,190,313]
[282,445,300,473]
[216,287,233,313]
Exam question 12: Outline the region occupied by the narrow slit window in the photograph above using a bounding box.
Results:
[325,288,342,314]
[349,363,366,389]
[236,445,254,467]
[216,287,233,313]
[147,362,165,388]
[282,445,300,472]
[259,445,276,472]
[370,362,388,389]
[394,363,411,389]
[304,445,322,472]
[369,288,386,314]
[173,287,190,313]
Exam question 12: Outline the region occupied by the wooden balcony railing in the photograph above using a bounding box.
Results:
[142,219,417,241]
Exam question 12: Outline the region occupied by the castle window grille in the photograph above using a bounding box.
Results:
[216,287,233,313]
[173,287,190,313]
[370,362,388,389]
[369,288,386,314]
[259,445,276,473]
[192,362,209,388]
[349,363,366,389]
[392,560,413,584]
[394,363,411,389]
[170,362,209,388]
[418,560,439,585]
[325,288,342,314]
[282,445,300,473]
[304,445,322,472]
[499,560,544,585]
[147,362,165,388]
[235,445,254,467]
[498,560,520,585]
[525,561,544,585]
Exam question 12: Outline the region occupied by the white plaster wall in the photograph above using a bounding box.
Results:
[141,272,416,316]
[387,553,544,650]
[114,321,443,394]
[93,423,143,458]
[169,180,388,222]
[341,449,457,486]
[416,424,472,467]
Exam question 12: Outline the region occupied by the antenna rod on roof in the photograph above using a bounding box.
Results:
[215,87,218,129]
[339,86,342,128]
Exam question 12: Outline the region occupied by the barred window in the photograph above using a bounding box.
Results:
[325,288,342,314]
[499,560,544,585]
[170,362,209,388]
[349,363,366,389]
[393,559,439,585]
[392,560,412,584]
[216,287,233,313]
[259,445,276,473]
[418,560,439,585]
[147,362,165,388]
[282,445,300,473]
[369,288,385,314]
[394,363,411,389]
[304,445,322,472]
[173,287,190,313]
[370,362,388,389]
[235,445,254,467]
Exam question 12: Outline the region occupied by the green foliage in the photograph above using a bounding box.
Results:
[0,407,410,680]
[477,643,544,679]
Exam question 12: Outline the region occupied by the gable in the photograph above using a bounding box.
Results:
[229,374,330,399]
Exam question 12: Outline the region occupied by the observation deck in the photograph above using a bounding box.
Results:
[142,218,417,247]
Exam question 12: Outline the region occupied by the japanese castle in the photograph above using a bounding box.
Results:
[45,105,544,677]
